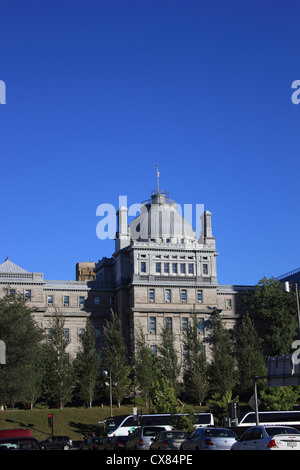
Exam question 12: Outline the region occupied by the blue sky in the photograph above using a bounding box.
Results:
[0,0,299,285]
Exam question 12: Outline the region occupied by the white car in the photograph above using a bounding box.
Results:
[231,425,300,450]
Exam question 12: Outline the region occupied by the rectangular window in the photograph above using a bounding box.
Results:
[47,295,53,306]
[149,288,155,302]
[203,263,208,275]
[94,296,100,306]
[64,328,70,341]
[63,295,69,307]
[180,264,186,274]
[197,289,203,303]
[78,296,85,306]
[166,317,173,330]
[79,328,85,338]
[198,317,204,334]
[110,297,114,305]
[182,317,188,331]
[226,299,232,309]
[9,289,15,297]
[164,263,169,274]
[141,261,146,273]
[95,328,101,340]
[165,289,171,303]
[46,328,52,340]
[149,316,156,334]
[156,262,161,273]
[25,289,31,301]
[188,264,194,274]
[183,345,189,359]
[181,289,187,303]
[172,263,177,274]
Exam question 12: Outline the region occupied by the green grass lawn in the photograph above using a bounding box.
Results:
[0,405,135,443]
[0,401,208,443]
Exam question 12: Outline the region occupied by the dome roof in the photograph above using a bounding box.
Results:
[129,191,197,242]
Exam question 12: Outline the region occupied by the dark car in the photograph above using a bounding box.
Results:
[0,437,42,450]
[82,436,104,450]
[106,435,129,450]
[102,436,113,449]
[40,435,73,450]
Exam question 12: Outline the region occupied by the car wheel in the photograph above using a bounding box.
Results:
[63,445,70,450]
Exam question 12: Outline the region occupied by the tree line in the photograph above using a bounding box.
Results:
[0,277,299,414]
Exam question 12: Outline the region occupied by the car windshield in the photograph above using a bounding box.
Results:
[164,432,189,439]
[0,439,40,450]
[265,427,300,436]
[143,427,163,436]
[204,429,237,438]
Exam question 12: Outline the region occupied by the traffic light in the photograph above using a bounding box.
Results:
[48,413,53,428]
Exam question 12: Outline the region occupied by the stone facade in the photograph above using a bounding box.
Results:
[0,259,110,358]
[0,188,252,364]
[95,189,250,363]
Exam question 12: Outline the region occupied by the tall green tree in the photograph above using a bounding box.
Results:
[150,376,178,414]
[182,308,209,405]
[236,314,267,395]
[243,277,298,356]
[0,292,44,408]
[74,319,100,407]
[157,318,181,393]
[46,310,75,408]
[134,325,159,408]
[208,312,237,396]
[260,386,300,411]
[102,311,131,407]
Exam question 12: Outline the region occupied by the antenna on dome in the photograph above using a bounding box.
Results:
[156,163,160,195]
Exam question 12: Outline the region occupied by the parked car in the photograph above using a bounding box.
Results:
[180,427,238,450]
[231,425,300,450]
[0,437,42,450]
[102,436,113,449]
[106,435,129,450]
[40,435,73,450]
[126,426,165,450]
[150,430,189,450]
[81,436,104,450]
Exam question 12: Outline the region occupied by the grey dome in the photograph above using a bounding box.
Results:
[129,191,197,242]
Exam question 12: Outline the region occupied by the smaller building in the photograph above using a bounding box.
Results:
[0,258,110,358]
[76,261,96,281]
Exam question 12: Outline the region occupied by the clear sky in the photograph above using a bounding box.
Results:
[0,0,299,286]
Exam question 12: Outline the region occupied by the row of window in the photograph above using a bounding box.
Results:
[151,343,206,357]
[141,262,209,275]
[10,289,114,308]
[148,316,205,335]
[149,288,203,303]
[46,326,102,342]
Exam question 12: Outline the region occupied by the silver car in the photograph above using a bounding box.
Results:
[180,427,238,450]
[231,425,300,450]
[150,430,190,450]
[126,426,165,450]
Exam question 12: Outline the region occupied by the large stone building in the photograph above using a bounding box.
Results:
[95,188,249,361]
[0,186,252,365]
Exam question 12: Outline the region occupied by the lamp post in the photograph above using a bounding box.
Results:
[103,370,113,417]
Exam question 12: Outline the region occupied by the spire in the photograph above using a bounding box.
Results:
[156,163,160,195]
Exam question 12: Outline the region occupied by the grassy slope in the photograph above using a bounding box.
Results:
[0,402,207,443]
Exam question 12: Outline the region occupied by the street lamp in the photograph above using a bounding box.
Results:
[103,370,113,417]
